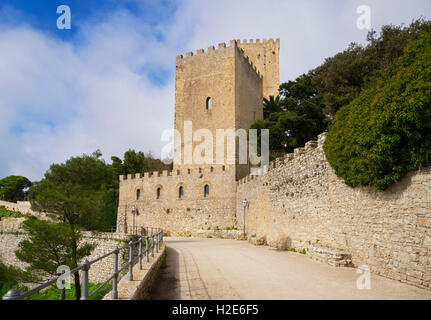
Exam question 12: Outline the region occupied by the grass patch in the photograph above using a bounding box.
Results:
[22,282,111,300]
[0,206,24,218]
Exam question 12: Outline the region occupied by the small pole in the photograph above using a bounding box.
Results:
[80,259,90,300]
[242,199,248,240]
[159,230,162,249]
[2,289,21,300]
[151,234,155,257]
[138,237,143,270]
[154,234,159,253]
[112,247,119,299]
[145,236,149,262]
[128,240,133,281]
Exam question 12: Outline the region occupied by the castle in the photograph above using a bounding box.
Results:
[112,38,430,291]
[116,38,280,234]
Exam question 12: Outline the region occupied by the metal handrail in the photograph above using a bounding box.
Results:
[2,227,164,300]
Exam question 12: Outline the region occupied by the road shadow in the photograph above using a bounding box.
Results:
[149,245,181,300]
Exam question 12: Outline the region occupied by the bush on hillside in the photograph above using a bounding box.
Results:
[324,32,431,190]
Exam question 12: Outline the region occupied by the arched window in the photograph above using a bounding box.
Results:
[206,97,212,110]
[179,186,184,199]
[157,187,161,199]
[136,189,141,200]
[204,184,210,197]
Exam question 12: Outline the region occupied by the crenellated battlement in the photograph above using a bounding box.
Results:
[236,38,280,45]
[119,165,229,182]
[237,133,327,186]
[176,40,238,63]
[175,39,276,81]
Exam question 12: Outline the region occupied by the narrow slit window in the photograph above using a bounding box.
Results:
[206,97,212,110]
[204,185,210,197]
[136,189,141,200]
[179,186,184,199]
[157,188,161,199]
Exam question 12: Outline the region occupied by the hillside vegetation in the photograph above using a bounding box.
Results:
[324,32,431,190]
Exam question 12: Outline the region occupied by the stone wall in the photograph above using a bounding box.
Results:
[0,200,52,220]
[237,38,280,99]
[174,39,265,180]
[0,219,130,284]
[237,133,431,290]
[117,165,237,235]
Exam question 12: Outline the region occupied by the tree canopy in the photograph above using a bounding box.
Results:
[15,218,95,300]
[251,72,328,158]
[313,18,431,116]
[0,176,32,202]
[324,31,431,190]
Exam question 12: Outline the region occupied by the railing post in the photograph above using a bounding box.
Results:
[138,237,143,270]
[151,234,155,257]
[159,229,163,248]
[2,289,21,300]
[145,236,149,262]
[128,240,133,281]
[111,247,119,299]
[80,259,90,300]
[155,232,159,254]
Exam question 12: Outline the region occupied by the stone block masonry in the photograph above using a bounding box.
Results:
[237,133,431,290]
[117,166,237,235]
[0,222,131,285]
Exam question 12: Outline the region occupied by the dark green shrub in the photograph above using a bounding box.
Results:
[324,32,431,190]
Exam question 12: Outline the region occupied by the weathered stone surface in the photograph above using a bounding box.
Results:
[103,244,166,300]
[237,133,431,290]
[309,246,353,268]
[0,223,130,285]
[192,229,244,240]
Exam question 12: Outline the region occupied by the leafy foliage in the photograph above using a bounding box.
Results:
[0,261,20,298]
[324,32,431,190]
[263,95,284,118]
[29,151,117,232]
[0,260,36,299]
[0,206,24,218]
[16,219,94,278]
[15,218,95,300]
[0,175,32,202]
[251,72,328,158]
[23,282,111,300]
[313,18,431,116]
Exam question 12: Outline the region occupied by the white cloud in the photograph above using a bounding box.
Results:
[0,10,176,180]
[1,0,431,180]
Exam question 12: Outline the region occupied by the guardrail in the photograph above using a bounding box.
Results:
[2,227,164,300]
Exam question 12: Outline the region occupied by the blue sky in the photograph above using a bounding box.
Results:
[0,0,430,181]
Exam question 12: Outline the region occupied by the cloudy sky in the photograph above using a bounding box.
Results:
[0,0,430,181]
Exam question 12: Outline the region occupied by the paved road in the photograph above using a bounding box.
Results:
[151,237,431,300]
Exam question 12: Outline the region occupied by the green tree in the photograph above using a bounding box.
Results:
[112,150,172,175]
[28,151,112,298]
[251,72,328,158]
[15,218,95,300]
[324,32,431,190]
[263,95,284,118]
[313,18,431,116]
[0,260,21,298]
[123,150,146,174]
[0,176,32,202]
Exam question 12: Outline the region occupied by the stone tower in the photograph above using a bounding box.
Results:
[116,38,280,235]
[237,38,280,99]
[174,39,280,180]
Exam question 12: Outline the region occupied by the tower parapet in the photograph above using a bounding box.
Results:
[237,38,280,99]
